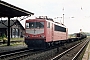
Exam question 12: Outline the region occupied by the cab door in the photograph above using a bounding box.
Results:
[51,23,54,41]
[46,22,54,42]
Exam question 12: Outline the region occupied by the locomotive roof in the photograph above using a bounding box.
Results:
[36,17,65,27]
[46,19,66,28]
[36,17,54,21]
[40,18,66,28]
[26,18,66,28]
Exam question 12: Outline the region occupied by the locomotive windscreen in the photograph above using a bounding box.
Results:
[26,22,44,28]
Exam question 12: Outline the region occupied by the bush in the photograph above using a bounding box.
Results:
[3,37,7,40]
[0,37,2,41]
[0,34,7,41]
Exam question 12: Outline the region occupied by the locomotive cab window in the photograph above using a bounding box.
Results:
[36,22,44,28]
[26,22,44,28]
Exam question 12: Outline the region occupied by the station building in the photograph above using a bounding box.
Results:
[0,20,25,38]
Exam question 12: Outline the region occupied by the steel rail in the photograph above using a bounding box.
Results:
[51,39,88,60]
[72,40,89,60]
[0,49,29,58]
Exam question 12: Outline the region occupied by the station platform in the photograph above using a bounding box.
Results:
[82,39,90,60]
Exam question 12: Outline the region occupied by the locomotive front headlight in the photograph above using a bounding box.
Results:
[25,35,28,38]
[25,35,30,38]
[40,35,45,38]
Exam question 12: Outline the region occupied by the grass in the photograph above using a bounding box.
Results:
[0,38,24,41]
[10,42,25,46]
[10,38,24,41]
[0,38,26,47]
[0,42,26,47]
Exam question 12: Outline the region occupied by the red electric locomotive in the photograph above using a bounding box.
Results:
[24,16,68,49]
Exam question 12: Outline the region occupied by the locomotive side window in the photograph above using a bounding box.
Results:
[55,25,66,32]
[26,23,29,28]
[47,22,50,28]
[26,22,44,28]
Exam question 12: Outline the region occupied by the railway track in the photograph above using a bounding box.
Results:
[51,38,89,60]
[0,48,44,60]
[22,38,87,60]
[0,38,88,60]
[0,46,54,60]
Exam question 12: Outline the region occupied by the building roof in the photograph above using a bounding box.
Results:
[0,0,34,17]
[0,20,25,30]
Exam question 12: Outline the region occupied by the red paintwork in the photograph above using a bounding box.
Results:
[45,22,68,42]
[25,33,45,39]
[25,18,68,43]
[25,19,46,40]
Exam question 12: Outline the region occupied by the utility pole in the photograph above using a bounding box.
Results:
[62,7,64,25]
[63,14,64,24]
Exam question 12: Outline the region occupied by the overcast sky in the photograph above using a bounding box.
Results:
[2,0,90,34]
